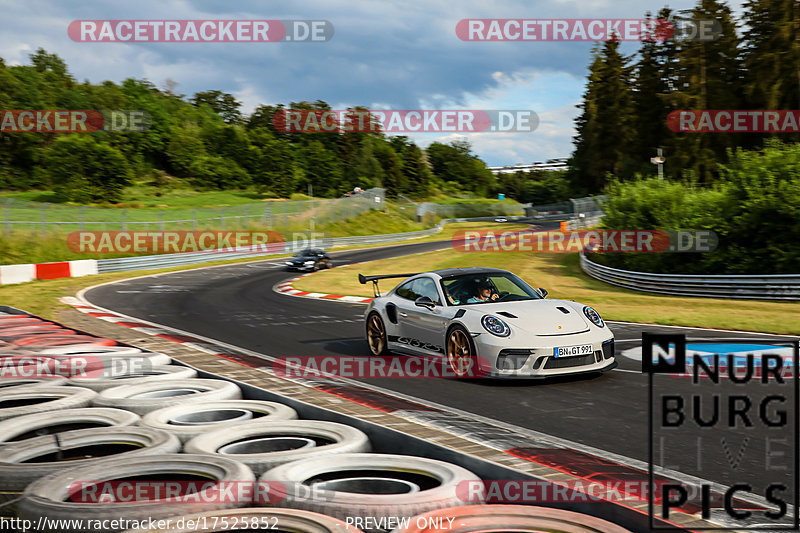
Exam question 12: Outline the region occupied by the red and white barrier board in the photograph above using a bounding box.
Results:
[0,259,98,286]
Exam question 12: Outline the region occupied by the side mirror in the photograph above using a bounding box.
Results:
[537,288,548,298]
[415,296,436,309]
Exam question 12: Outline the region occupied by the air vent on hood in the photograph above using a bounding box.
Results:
[497,311,517,319]
[557,307,570,314]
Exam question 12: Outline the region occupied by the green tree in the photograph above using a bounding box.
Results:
[191,90,243,124]
[42,136,132,202]
[400,143,432,197]
[670,0,743,181]
[568,39,633,192]
[742,0,800,144]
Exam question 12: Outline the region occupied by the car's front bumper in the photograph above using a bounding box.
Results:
[285,264,316,271]
[472,331,616,378]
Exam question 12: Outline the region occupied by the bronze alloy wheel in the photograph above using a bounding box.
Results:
[367,313,388,356]
[447,327,474,377]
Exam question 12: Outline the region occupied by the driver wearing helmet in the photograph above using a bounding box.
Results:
[467,281,499,303]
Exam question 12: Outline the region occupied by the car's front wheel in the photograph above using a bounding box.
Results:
[366,313,389,356]
[446,325,477,378]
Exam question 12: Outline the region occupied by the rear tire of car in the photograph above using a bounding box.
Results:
[446,325,477,378]
[366,313,389,356]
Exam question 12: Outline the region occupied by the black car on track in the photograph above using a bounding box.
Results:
[284,248,332,272]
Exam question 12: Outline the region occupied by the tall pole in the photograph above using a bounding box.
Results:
[657,148,664,180]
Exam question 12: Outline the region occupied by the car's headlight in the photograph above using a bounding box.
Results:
[285,262,293,266]
[304,260,315,265]
[481,315,511,337]
[583,306,604,328]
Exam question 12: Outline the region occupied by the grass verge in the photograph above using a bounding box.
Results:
[0,222,523,320]
[292,248,800,335]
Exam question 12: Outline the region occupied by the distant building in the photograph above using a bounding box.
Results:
[488,158,569,175]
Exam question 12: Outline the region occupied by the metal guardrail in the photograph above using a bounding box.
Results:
[95,216,528,273]
[580,252,800,300]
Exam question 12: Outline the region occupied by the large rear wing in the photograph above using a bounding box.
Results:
[358,272,420,297]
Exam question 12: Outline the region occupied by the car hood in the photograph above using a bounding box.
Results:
[464,299,591,335]
[289,256,315,262]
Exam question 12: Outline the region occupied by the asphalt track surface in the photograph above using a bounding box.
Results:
[85,234,797,504]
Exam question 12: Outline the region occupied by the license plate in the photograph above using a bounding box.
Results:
[555,344,593,357]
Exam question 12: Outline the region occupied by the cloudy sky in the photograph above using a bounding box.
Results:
[1,0,738,165]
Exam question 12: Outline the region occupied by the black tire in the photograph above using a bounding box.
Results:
[366,312,389,356]
[119,507,362,533]
[184,419,371,475]
[140,400,299,443]
[18,454,254,533]
[0,426,180,492]
[0,407,140,447]
[259,453,478,524]
[445,325,478,378]
[92,379,241,415]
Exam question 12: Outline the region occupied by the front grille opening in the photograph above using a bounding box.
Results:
[496,349,530,370]
[543,354,595,369]
[602,340,615,359]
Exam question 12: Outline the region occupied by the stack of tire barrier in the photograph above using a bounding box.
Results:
[0,309,632,533]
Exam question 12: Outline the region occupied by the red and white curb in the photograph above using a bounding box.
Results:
[273,273,373,304]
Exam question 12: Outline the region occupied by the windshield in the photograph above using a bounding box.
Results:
[440,272,542,305]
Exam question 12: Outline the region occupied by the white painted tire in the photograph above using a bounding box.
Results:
[19,454,255,533]
[393,504,633,533]
[0,407,140,447]
[141,400,298,443]
[93,379,241,415]
[0,426,180,492]
[185,420,371,475]
[121,507,363,533]
[0,377,68,388]
[67,365,197,391]
[36,346,172,366]
[259,453,480,523]
[0,385,97,421]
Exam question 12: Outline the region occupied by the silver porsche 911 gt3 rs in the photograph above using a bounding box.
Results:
[359,267,616,378]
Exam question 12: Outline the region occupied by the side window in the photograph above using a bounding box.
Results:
[412,278,441,305]
[395,280,418,301]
